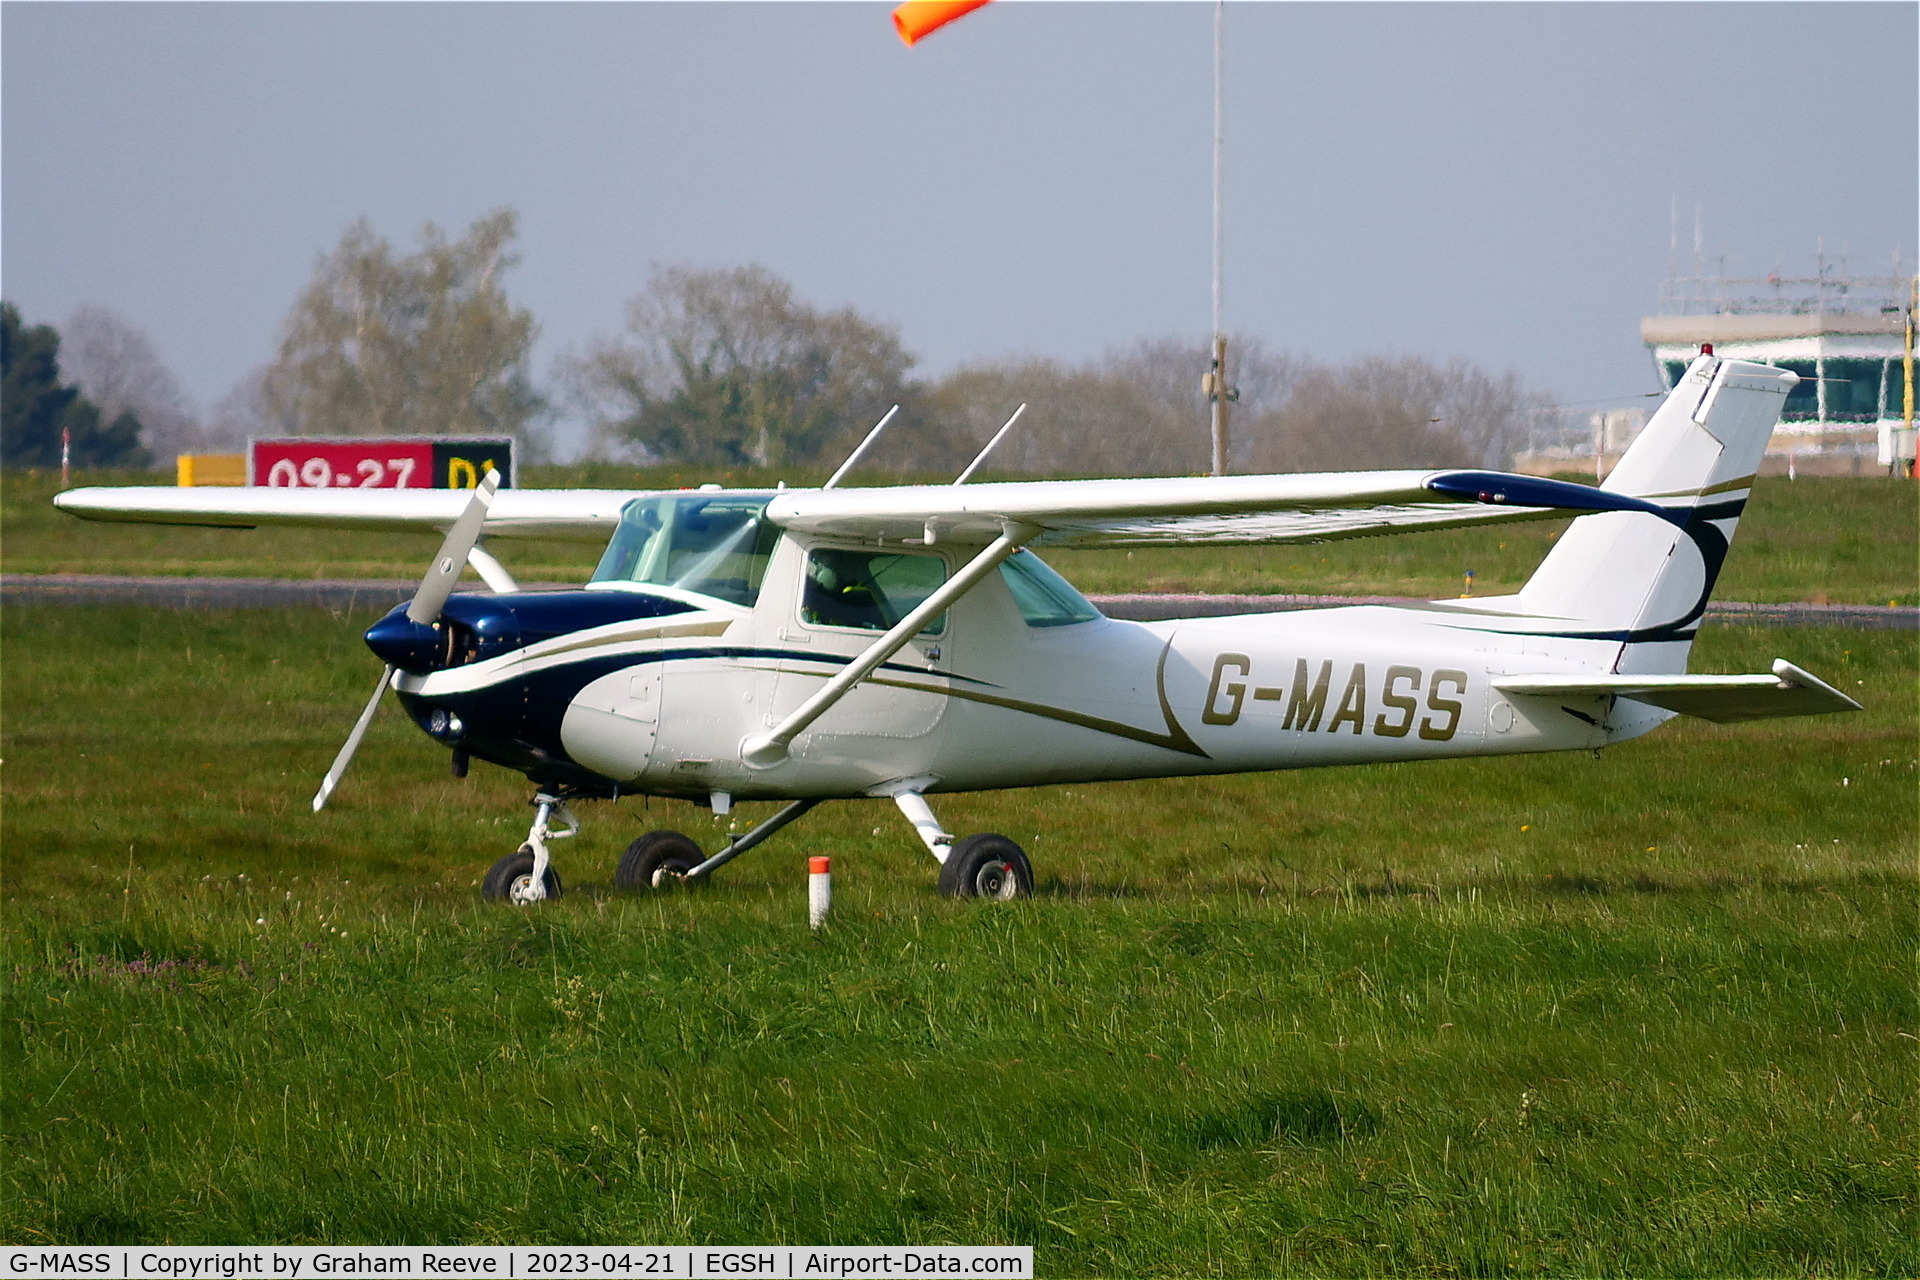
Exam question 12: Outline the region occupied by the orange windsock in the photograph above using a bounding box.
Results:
[893,0,992,46]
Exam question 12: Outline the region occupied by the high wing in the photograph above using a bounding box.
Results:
[52,485,645,542]
[1494,660,1862,724]
[765,469,1673,548]
[53,467,1660,549]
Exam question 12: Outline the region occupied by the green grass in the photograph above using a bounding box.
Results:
[5,468,1915,604]
[2,604,1913,1271]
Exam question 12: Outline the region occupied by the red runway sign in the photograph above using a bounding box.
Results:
[250,437,513,489]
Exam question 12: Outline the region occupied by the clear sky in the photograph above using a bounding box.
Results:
[4,2,1915,456]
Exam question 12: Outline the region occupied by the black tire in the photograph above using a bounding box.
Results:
[616,829,705,892]
[482,846,563,904]
[938,833,1033,900]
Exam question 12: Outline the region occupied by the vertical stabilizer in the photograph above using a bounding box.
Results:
[1513,356,1795,673]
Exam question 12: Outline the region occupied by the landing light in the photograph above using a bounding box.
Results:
[428,709,465,741]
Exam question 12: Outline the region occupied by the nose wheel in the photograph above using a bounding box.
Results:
[483,792,577,904]
[483,847,564,904]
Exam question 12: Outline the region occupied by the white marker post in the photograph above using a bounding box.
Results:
[808,856,831,929]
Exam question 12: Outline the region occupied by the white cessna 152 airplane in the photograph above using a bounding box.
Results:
[57,353,1859,904]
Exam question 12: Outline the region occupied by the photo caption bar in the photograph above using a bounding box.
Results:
[1,1247,1032,1280]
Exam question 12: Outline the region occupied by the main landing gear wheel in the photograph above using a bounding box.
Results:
[617,830,704,891]
[483,846,563,904]
[938,833,1033,900]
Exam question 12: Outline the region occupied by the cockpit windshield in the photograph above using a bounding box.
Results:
[589,492,780,607]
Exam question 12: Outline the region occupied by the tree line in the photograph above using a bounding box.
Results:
[1,303,151,468]
[3,209,1559,476]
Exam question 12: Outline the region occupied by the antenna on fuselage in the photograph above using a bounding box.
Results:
[953,403,1027,485]
[822,404,901,489]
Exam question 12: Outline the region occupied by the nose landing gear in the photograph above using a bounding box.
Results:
[482,792,578,904]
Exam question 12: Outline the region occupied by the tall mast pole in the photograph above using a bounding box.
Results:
[1208,0,1229,476]
[1904,273,1915,478]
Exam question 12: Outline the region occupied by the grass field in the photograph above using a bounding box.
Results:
[2,602,1913,1272]
[5,467,1915,604]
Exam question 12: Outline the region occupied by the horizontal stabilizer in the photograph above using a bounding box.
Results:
[1494,660,1862,723]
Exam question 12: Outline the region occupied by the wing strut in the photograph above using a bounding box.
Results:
[740,522,1037,766]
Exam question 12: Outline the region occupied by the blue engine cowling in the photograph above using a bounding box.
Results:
[365,590,696,676]
[364,589,699,793]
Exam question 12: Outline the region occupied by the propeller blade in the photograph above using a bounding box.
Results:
[406,469,501,625]
[312,665,395,812]
[314,473,498,812]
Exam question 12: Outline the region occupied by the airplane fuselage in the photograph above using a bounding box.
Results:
[384,525,1666,803]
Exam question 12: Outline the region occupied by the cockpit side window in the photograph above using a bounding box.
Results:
[801,548,948,635]
[590,493,779,606]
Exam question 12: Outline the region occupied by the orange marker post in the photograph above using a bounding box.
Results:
[893,0,991,47]
[808,856,832,929]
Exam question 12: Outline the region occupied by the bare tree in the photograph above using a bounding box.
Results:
[923,336,1300,478]
[923,344,1544,478]
[262,209,543,441]
[60,304,203,463]
[564,269,1554,479]
[567,264,915,467]
[924,355,1194,477]
[203,364,298,450]
[1243,355,1545,473]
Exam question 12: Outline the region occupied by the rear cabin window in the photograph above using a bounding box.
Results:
[999,550,1102,627]
[802,549,948,635]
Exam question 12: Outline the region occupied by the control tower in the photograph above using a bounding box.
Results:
[1642,260,1915,475]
